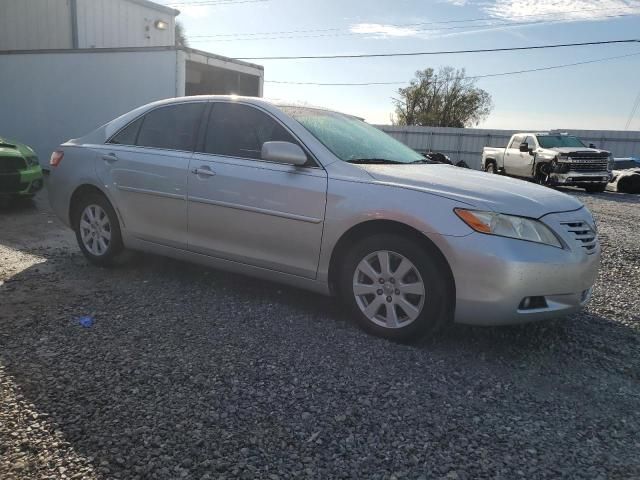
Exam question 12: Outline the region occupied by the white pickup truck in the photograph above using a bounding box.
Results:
[482,132,613,193]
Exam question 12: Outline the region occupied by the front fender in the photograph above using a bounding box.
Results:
[317,178,473,282]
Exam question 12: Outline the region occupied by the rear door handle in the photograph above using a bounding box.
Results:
[102,153,118,163]
[192,167,216,177]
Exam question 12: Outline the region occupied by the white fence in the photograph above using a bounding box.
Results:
[377,125,640,170]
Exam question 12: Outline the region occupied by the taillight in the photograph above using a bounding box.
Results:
[50,150,64,167]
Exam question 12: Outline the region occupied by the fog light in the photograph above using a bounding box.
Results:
[519,296,548,310]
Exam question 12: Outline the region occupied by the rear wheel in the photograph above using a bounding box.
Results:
[73,192,124,266]
[584,184,607,193]
[338,234,452,341]
[485,161,497,174]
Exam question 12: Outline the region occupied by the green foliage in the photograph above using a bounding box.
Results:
[393,67,493,128]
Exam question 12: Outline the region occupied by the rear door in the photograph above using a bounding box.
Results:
[186,102,327,279]
[95,102,205,248]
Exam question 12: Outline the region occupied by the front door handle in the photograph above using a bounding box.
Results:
[102,153,118,163]
[192,167,216,177]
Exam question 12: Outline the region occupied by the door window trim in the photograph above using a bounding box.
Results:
[197,101,322,170]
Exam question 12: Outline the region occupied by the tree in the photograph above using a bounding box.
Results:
[393,67,492,128]
[175,22,189,48]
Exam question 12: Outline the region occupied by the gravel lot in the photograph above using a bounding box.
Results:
[1,188,639,480]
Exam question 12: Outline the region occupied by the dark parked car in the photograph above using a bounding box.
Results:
[610,158,640,194]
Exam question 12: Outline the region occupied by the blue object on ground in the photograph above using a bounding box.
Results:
[78,316,94,328]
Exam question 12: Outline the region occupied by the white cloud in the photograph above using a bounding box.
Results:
[484,0,640,23]
[349,23,420,38]
[352,0,640,41]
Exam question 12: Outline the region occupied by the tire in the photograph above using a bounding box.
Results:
[485,161,497,174]
[617,177,640,194]
[617,178,629,193]
[338,233,452,342]
[584,184,607,193]
[72,192,124,266]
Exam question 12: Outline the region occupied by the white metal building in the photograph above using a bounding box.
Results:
[0,0,264,160]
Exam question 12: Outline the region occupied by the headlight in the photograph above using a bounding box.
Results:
[455,209,563,248]
[26,156,39,166]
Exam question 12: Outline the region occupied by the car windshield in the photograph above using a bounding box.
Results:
[279,106,426,164]
[537,135,586,148]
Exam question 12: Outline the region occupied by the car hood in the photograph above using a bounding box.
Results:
[543,147,609,156]
[613,168,640,175]
[361,164,584,218]
[0,136,34,158]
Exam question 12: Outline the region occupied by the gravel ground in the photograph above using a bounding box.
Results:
[1,189,639,480]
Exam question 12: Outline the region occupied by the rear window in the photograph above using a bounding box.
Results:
[108,117,143,146]
[136,103,205,151]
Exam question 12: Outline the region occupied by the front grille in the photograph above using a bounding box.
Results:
[567,151,609,160]
[561,221,597,255]
[0,156,26,173]
[567,161,609,173]
[0,173,27,193]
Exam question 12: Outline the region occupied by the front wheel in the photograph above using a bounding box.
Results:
[584,184,607,193]
[73,192,124,266]
[338,234,452,341]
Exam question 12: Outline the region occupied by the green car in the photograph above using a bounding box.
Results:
[0,137,43,200]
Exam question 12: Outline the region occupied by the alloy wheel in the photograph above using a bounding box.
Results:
[80,204,112,256]
[352,250,426,329]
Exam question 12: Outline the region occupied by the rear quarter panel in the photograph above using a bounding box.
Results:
[46,144,110,228]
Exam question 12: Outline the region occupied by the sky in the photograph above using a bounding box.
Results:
[159,0,640,130]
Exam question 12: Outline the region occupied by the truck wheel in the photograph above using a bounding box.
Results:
[535,163,552,185]
[485,161,497,174]
[584,184,607,193]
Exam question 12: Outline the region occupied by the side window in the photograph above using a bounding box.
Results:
[108,117,143,146]
[509,135,524,149]
[525,136,536,149]
[136,103,205,151]
[202,102,306,162]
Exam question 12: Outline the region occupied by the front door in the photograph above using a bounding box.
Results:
[503,135,526,176]
[187,102,327,279]
[95,102,205,248]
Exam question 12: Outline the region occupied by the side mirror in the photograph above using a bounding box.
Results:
[519,142,529,153]
[261,141,307,166]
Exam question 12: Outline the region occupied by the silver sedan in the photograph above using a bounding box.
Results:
[46,96,600,340]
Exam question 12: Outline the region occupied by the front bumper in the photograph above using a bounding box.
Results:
[550,171,610,186]
[0,165,43,196]
[429,209,600,326]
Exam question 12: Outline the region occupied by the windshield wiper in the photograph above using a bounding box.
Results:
[409,159,436,164]
[346,158,405,165]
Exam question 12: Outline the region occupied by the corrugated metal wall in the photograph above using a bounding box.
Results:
[76,0,176,48]
[0,0,175,51]
[0,0,73,50]
[379,125,640,170]
[0,49,178,159]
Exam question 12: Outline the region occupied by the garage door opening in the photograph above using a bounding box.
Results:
[185,60,261,97]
